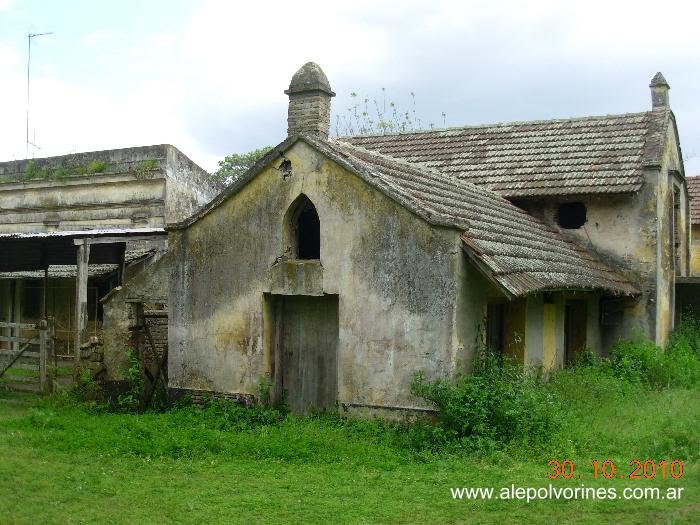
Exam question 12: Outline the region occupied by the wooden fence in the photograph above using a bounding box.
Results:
[0,320,54,393]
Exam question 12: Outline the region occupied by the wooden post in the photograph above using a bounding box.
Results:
[48,317,54,391]
[117,242,126,286]
[39,319,49,394]
[41,243,48,319]
[42,267,48,319]
[273,297,283,405]
[74,238,90,367]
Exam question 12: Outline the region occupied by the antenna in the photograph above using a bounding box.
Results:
[26,31,53,158]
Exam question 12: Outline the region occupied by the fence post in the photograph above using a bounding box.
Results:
[39,319,48,393]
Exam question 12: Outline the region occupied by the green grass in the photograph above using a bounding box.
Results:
[0,381,698,525]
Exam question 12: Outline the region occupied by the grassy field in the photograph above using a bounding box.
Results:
[0,377,698,525]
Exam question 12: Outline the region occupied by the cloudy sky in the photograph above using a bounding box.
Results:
[1,0,699,174]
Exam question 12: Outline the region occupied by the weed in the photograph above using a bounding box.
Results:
[133,159,158,178]
[411,350,563,450]
[116,349,143,411]
[86,161,108,174]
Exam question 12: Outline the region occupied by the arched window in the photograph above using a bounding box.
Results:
[287,195,320,260]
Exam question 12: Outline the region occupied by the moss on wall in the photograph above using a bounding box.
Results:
[169,141,467,409]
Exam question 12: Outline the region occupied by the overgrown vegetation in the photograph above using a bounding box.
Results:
[0,320,698,523]
[9,157,164,183]
[21,159,111,181]
[132,158,159,178]
[334,89,447,136]
[411,355,561,452]
[116,349,144,411]
[410,315,700,454]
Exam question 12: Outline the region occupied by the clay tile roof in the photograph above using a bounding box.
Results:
[318,138,638,298]
[341,111,669,199]
[174,134,638,298]
[688,176,700,225]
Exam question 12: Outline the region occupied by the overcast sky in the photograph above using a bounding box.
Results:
[1,0,699,174]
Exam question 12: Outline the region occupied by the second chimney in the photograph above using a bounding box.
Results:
[285,62,335,138]
[650,72,670,109]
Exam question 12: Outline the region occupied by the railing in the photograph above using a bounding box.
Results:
[0,320,54,393]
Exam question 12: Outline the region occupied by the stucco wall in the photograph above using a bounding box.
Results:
[164,146,218,225]
[518,193,654,346]
[691,228,700,276]
[169,141,471,409]
[0,145,218,234]
[521,292,602,370]
[453,254,502,374]
[102,253,170,381]
[653,124,686,346]
[0,174,167,234]
[515,121,687,348]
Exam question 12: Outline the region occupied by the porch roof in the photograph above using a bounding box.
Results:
[0,228,166,272]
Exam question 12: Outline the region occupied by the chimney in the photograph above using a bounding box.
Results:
[285,62,335,138]
[650,72,670,109]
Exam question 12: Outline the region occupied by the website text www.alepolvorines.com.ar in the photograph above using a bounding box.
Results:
[451,485,685,503]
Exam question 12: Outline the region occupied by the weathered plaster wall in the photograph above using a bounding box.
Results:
[0,145,218,234]
[691,228,700,276]
[522,191,655,345]
[518,118,687,348]
[102,253,170,381]
[517,292,601,371]
[453,254,504,374]
[0,174,167,233]
[164,146,218,225]
[169,141,466,410]
[653,123,686,346]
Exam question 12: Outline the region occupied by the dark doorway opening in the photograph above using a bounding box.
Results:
[486,303,505,353]
[565,300,587,364]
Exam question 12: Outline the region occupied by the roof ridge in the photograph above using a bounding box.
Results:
[337,111,651,139]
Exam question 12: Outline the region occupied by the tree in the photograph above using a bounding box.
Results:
[212,146,273,186]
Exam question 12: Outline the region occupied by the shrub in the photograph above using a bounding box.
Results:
[194,399,286,431]
[410,351,563,449]
[607,336,663,385]
[117,349,143,411]
[661,314,700,387]
[606,318,700,388]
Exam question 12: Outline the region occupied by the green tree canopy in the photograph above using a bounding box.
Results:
[212,146,273,186]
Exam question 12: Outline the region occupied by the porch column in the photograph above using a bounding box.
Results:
[74,238,90,365]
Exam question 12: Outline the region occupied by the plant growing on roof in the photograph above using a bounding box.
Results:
[334,89,447,136]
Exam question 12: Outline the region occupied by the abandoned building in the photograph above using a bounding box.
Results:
[0,63,693,415]
[676,175,700,317]
[688,176,700,275]
[166,64,691,414]
[0,145,217,393]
